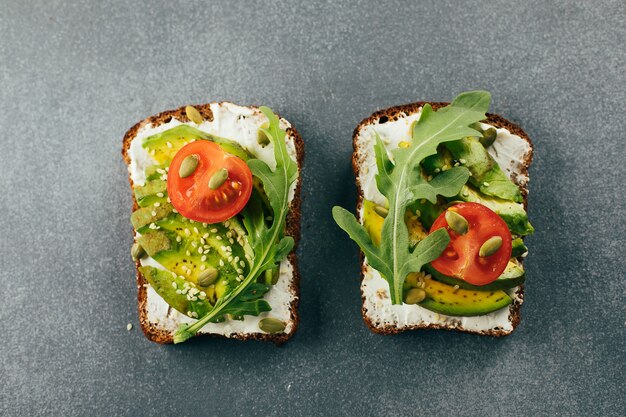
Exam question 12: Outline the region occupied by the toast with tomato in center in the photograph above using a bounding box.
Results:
[333,91,533,336]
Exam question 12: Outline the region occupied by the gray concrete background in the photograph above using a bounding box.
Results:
[1,1,624,416]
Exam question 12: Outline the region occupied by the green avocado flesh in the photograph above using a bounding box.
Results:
[130,125,275,319]
[139,265,212,317]
[445,136,523,203]
[418,278,512,316]
[424,260,525,291]
[511,238,528,257]
[142,125,251,164]
[455,185,534,236]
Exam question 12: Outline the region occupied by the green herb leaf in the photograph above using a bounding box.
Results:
[173,107,298,343]
[333,91,491,304]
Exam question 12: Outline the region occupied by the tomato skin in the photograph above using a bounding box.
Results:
[430,202,512,286]
[167,141,253,224]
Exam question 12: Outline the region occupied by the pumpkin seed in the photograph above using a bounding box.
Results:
[208,168,229,190]
[131,243,146,261]
[257,122,270,146]
[469,122,484,134]
[179,154,199,178]
[197,267,219,286]
[258,318,286,334]
[479,127,497,148]
[185,105,203,124]
[445,210,468,235]
[404,288,426,304]
[479,236,503,257]
[373,205,388,218]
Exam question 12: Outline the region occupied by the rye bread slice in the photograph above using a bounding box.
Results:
[121,103,304,344]
[352,101,533,337]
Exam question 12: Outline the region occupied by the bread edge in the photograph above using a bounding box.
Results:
[121,103,304,344]
[352,101,534,337]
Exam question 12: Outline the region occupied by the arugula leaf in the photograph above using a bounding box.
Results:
[174,107,298,343]
[333,91,491,304]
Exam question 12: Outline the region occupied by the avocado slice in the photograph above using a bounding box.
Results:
[424,260,525,291]
[130,203,174,230]
[139,266,212,317]
[455,185,534,236]
[418,278,512,316]
[143,215,251,286]
[445,136,523,203]
[511,238,528,257]
[142,125,251,164]
[362,200,427,246]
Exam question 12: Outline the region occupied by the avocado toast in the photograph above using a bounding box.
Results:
[333,91,533,336]
[122,102,303,344]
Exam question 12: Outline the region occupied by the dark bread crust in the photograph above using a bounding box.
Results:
[122,103,303,344]
[352,101,533,337]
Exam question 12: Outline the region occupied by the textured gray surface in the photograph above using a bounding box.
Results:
[1,0,624,416]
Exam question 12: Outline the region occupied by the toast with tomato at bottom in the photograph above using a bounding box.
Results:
[333,91,533,336]
[122,103,303,344]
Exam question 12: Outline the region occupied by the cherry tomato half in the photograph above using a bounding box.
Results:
[430,202,512,286]
[167,141,253,224]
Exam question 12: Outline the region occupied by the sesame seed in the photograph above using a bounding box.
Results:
[176,289,182,294]
[226,246,232,252]
[166,141,172,148]
[186,250,191,256]
[454,162,460,167]
[203,233,209,239]
[172,208,177,213]
[224,221,230,228]
[238,275,244,280]
[156,192,164,198]
[127,323,133,331]
[202,223,208,227]
[459,158,467,164]
[203,249,210,254]
[186,270,191,276]
[229,238,234,244]
[240,261,245,267]
[216,236,222,240]
[193,227,199,234]
[211,228,218,233]
[184,228,191,236]
[200,238,205,244]
[483,182,490,186]
[191,241,198,247]
[197,247,203,254]
[176,236,182,242]
[219,260,224,267]
[187,311,193,317]
[192,312,198,318]
[201,255,207,262]
[150,149,155,156]
[151,211,157,216]
[434,168,440,173]
[200,265,206,271]
[221,246,226,251]
[228,256,233,262]
[237,268,243,274]
[171,282,177,289]
[234,256,240,262]
[157,168,165,174]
